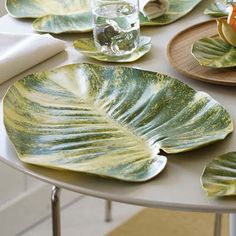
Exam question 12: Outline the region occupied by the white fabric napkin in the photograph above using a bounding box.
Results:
[139,0,169,20]
[0,33,66,84]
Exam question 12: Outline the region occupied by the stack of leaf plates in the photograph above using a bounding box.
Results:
[6,0,202,33]
[168,20,236,86]
[3,63,233,182]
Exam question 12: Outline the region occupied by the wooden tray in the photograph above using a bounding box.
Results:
[167,20,236,86]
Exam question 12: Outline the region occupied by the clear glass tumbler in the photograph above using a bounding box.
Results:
[92,0,140,56]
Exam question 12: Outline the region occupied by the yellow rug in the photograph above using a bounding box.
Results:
[108,208,229,236]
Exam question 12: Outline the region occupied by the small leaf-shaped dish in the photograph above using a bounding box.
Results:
[191,37,236,68]
[6,0,202,33]
[201,152,236,197]
[73,36,151,62]
[204,2,228,17]
[139,0,202,26]
[3,63,233,182]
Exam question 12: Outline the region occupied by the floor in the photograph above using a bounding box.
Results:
[18,189,143,236]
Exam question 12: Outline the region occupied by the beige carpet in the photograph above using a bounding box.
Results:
[108,208,229,236]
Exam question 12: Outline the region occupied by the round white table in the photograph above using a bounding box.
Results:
[0,1,236,235]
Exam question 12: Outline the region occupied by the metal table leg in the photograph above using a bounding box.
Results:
[51,186,61,236]
[230,214,236,236]
[214,213,222,236]
[105,200,112,222]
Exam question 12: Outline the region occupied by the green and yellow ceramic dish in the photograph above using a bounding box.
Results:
[201,152,236,197]
[191,37,236,68]
[3,63,233,182]
[140,0,202,26]
[6,0,202,33]
[33,12,92,34]
[204,2,228,17]
[6,0,90,18]
[73,36,151,62]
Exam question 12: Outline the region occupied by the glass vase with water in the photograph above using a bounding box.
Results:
[92,0,140,56]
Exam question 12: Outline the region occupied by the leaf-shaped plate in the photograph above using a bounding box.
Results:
[139,0,202,26]
[191,37,236,68]
[33,12,92,34]
[201,152,236,197]
[73,36,151,62]
[6,0,90,18]
[204,2,228,17]
[3,63,233,182]
[6,0,202,33]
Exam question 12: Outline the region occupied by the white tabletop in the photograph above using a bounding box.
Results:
[1,1,236,213]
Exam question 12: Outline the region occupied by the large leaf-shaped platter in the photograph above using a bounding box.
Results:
[3,63,233,182]
[6,0,202,33]
[201,152,236,197]
[191,37,236,68]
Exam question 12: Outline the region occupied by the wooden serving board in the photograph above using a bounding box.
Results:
[167,20,236,86]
